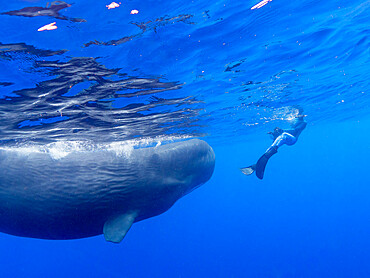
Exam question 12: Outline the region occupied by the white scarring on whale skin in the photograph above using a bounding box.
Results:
[0,139,215,242]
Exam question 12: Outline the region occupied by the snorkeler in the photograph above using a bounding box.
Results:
[240,110,307,179]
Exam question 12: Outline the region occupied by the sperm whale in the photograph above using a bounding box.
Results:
[0,139,215,243]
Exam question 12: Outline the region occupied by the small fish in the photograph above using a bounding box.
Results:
[251,0,272,10]
[106,2,120,9]
[2,1,86,22]
[37,22,57,31]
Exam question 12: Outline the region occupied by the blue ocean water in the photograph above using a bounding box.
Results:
[0,0,369,277]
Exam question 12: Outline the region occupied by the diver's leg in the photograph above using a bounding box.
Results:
[256,133,296,179]
[266,132,296,152]
[255,145,278,179]
[242,133,297,179]
[281,132,297,146]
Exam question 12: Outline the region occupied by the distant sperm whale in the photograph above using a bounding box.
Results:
[0,139,215,243]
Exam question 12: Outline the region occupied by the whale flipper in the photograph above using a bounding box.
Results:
[103,211,138,243]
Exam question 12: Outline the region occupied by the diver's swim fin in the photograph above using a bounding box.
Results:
[255,146,278,180]
[240,164,256,176]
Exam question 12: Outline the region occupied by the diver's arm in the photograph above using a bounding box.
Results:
[268,127,283,140]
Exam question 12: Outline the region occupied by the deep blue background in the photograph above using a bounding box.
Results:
[0,0,369,277]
